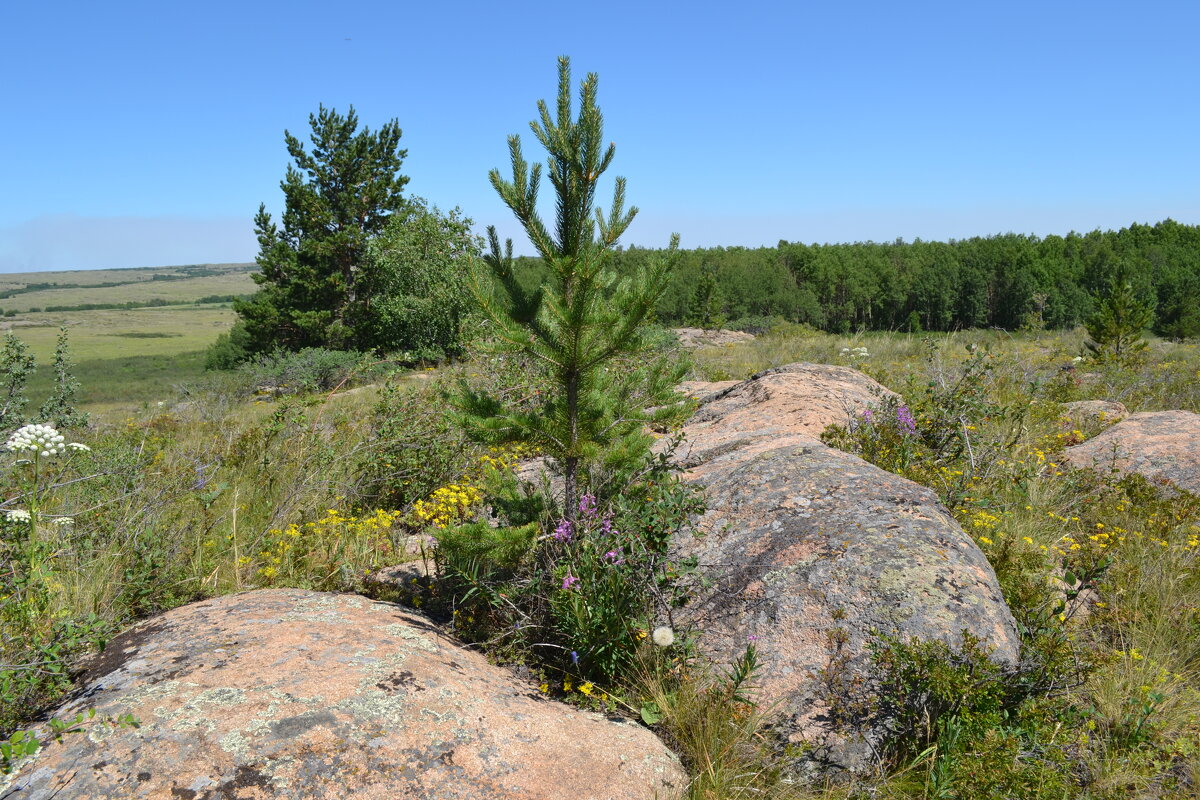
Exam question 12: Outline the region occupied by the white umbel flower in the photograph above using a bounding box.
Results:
[651,626,675,647]
[5,424,67,456]
[4,509,32,523]
[51,516,75,526]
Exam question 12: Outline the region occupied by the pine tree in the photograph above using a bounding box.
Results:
[234,105,409,354]
[457,56,683,521]
[38,328,88,429]
[1085,262,1154,361]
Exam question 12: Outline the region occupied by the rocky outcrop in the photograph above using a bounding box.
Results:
[1063,410,1200,493]
[669,364,1020,772]
[1062,400,1127,426]
[672,328,755,349]
[673,363,897,470]
[676,380,740,404]
[2,590,683,800]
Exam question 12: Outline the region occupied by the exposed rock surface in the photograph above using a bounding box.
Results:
[669,364,1020,772]
[676,380,740,404]
[673,363,898,469]
[2,590,683,800]
[1063,410,1200,493]
[671,327,755,349]
[1062,400,1127,425]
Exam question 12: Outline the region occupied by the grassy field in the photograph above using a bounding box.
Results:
[0,263,255,312]
[0,272,256,312]
[2,300,241,413]
[0,263,258,411]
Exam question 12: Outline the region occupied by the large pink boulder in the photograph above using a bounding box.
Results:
[1064,410,1200,493]
[3,590,683,800]
[669,364,1019,772]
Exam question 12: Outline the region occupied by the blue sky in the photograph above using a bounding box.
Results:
[2,0,1197,271]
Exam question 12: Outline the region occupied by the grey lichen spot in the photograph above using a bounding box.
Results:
[339,691,411,724]
[270,710,337,739]
[383,624,438,652]
[220,730,251,760]
[121,679,189,707]
[85,716,134,746]
[170,687,248,733]
[193,687,246,706]
[282,595,351,624]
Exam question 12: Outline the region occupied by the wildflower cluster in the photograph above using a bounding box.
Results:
[840,346,870,364]
[543,477,700,684]
[410,447,521,529]
[256,508,401,589]
[824,397,924,474]
[3,424,90,528]
[5,424,89,458]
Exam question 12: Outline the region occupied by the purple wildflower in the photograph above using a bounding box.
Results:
[603,549,626,565]
[896,405,917,435]
[562,572,580,590]
[552,519,574,542]
[600,515,615,536]
[861,408,874,425]
[571,650,579,665]
[578,493,598,519]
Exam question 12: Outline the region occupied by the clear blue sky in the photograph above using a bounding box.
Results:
[2,0,1197,271]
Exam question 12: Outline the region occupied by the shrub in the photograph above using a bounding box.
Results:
[235,347,373,396]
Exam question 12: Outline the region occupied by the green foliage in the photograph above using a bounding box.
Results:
[1,429,111,742]
[867,634,1077,799]
[0,333,35,431]
[359,200,481,360]
[423,448,702,688]
[1085,262,1155,361]
[235,105,409,354]
[204,320,252,370]
[235,347,374,396]
[457,56,685,518]
[360,380,477,510]
[585,219,1200,335]
[37,328,88,430]
[687,265,725,330]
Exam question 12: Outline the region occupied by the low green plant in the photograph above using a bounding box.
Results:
[426,448,702,689]
[359,380,478,510]
[1,423,112,753]
[235,347,374,396]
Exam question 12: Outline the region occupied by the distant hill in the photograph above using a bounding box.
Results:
[0,263,257,313]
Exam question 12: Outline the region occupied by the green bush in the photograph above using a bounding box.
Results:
[236,347,373,396]
[359,381,478,510]
[204,320,252,370]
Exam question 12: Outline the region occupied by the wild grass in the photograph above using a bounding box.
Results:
[3,306,237,411]
[3,325,1199,796]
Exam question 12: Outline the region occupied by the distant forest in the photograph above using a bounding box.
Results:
[515,219,1200,337]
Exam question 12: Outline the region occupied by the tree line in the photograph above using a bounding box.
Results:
[223,102,1199,372]
[557,220,1197,337]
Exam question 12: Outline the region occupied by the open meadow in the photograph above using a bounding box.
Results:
[0,264,252,412]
